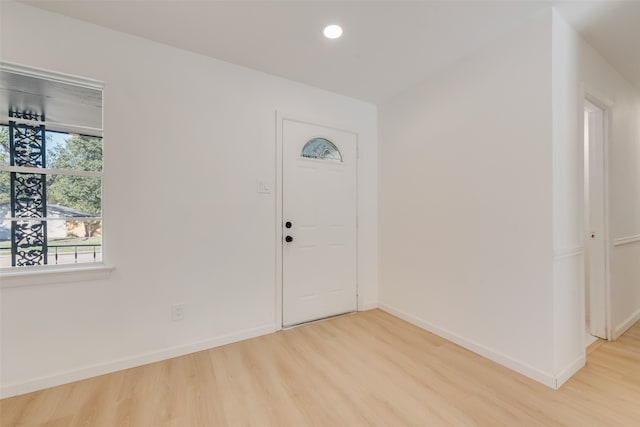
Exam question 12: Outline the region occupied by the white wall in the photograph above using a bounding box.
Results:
[378,7,639,389]
[553,13,640,341]
[551,10,585,386]
[378,12,558,386]
[0,1,378,397]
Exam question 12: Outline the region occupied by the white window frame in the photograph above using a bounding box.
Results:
[0,62,113,286]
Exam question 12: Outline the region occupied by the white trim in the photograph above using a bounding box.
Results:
[0,323,275,398]
[275,111,283,330]
[354,133,360,312]
[0,165,102,178]
[555,354,586,388]
[585,333,598,348]
[613,308,640,340]
[613,234,640,247]
[583,85,614,110]
[0,264,113,288]
[359,301,378,311]
[553,246,584,260]
[1,61,104,90]
[582,89,613,340]
[601,97,613,340]
[378,303,558,389]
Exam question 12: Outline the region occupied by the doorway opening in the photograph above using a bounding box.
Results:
[583,97,610,344]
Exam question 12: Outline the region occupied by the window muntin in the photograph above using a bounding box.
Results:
[301,137,342,162]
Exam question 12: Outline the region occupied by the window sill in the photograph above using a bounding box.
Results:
[0,264,114,289]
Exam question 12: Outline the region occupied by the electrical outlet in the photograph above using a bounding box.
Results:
[172,303,185,321]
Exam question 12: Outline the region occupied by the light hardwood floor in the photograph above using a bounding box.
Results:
[2,309,639,426]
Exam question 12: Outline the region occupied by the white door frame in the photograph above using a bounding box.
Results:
[581,88,613,340]
[274,111,359,330]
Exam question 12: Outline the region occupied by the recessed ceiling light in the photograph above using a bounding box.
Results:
[323,24,343,39]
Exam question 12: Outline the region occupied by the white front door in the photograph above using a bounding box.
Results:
[282,119,357,327]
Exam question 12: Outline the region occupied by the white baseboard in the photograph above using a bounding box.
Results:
[359,301,378,311]
[378,303,558,389]
[0,323,275,399]
[613,308,640,340]
[555,354,586,388]
[585,333,598,348]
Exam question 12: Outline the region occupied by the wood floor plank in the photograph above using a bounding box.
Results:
[2,310,639,426]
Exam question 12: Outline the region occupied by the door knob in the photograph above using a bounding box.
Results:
[285,235,293,243]
[285,221,292,229]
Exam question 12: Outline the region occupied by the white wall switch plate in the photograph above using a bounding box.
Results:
[257,180,271,194]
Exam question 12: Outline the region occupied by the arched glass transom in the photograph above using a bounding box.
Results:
[301,138,342,162]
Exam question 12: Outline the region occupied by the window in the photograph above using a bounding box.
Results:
[301,137,342,162]
[0,64,103,269]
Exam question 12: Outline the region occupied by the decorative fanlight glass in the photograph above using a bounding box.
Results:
[301,138,342,162]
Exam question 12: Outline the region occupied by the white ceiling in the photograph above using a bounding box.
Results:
[20,1,640,103]
[556,0,640,91]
